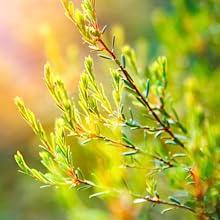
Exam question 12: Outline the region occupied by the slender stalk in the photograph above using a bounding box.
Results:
[96,38,184,148]
[143,196,195,213]
[151,154,174,168]
[77,179,195,214]
[94,134,141,153]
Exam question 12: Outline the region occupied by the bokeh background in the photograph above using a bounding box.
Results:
[0,0,220,219]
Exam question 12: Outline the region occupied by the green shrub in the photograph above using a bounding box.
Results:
[15,1,220,219]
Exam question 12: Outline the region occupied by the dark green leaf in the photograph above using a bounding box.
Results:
[112,35,116,50]
[123,79,134,89]
[98,54,112,60]
[145,79,150,98]
[121,55,126,68]
[168,196,181,205]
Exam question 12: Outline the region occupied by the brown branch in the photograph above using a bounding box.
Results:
[143,196,195,213]
[151,154,174,168]
[96,38,184,148]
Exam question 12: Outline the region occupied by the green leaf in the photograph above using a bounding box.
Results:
[89,191,109,199]
[123,79,134,89]
[98,54,112,60]
[14,97,49,148]
[101,25,108,34]
[84,56,94,80]
[122,151,138,156]
[122,134,135,148]
[81,139,92,145]
[174,134,187,140]
[14,151,31,174]
[112,35,116,50]
[172,153,186,158]
[121,54,126,68]
[145,79,150,98]
[165,140,177,145]
[161,207,175,214]
[77,184,92,191]
[122,45,138,74]
[154,130,164,138]
[168,196,181,205]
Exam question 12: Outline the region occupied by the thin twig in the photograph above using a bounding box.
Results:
[94,134,141,152]
[96,37,184,148]
[143,196,195,213]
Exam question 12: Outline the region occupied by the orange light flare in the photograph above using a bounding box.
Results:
[0,0,80,149]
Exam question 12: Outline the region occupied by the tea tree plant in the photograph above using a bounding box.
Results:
[15,0,219,219]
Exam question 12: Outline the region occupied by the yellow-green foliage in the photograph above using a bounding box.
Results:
[15,1,220,219]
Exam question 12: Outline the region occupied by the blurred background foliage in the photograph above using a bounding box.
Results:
[0,0,219,219]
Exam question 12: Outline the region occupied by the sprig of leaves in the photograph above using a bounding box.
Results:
[14,1,215,219]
